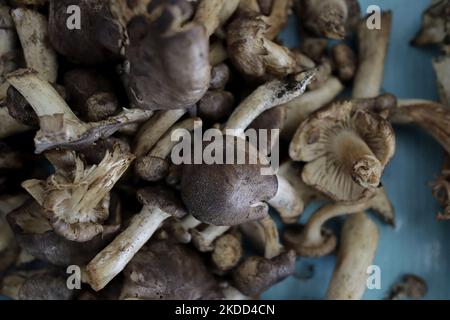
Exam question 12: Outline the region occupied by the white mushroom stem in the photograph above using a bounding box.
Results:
[147,117,201,160]
[209,41,228,66]
[332,130,382,189]
[262,0,291,40]
[352,11,392,98]
[432,55,450,106]
[180,214,202,230]
[240,216,283,259]
[268,175,304,224]
[133,109,186,157]
[85,206,171,291]
[194,0,240,37]
[0,107,31,139]
[326,212,379,300]
[281,77,344,138]
[192,225,230,252]
[170,214,202,243]
[11,8,58,83]
[7,69,153,153]
[223,70,316,133]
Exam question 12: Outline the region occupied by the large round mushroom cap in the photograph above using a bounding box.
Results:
[120,240,223,300]
[181,137,278,226]
[137,186,187,219]
[124,1,210,110]
[290,101,395,202]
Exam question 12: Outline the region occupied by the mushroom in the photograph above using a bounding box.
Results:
[11,7,58,83]
[18,272,78,300]
[48,0,149,64]
[191,225,231,252]
[290,100,395,202]
[21,145,133,242]
[411,0,449,47]
[231,250,296,297]
[296,0,361,39]
[211,232,243,274]
[181,71,315,226]
[240,215,284,259]
[85,186,187,291]
[193,0,241,37]
[84,92,120,122]
[283,188,392,257]
[209,63,231,90]
[209,41,229,66]
[299,37,329,63]
[165,214,202,244]
[307,58,333,91]
[331,43,357,82]
[281,77,344,139]
[0,4,19,100]
[119,240,223,300]
[325,212,379,300]
[123,0,210,110]
[432,55,450,106]
[135,118,202,182]
[227,2,299,80]
[352,11,392,98]
[248,106,285,150]
[197,90,235,123]
[387,274,428,300]
[7,195,121,266]
[6,69,153,153]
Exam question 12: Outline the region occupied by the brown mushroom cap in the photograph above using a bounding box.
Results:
[124,1,210,110]
[283,224,337,257]
[48,0,126,64]
[120,240,223,300]
[7,199,120,266]
[231,250,296,296]
[197,90,235,123]
[19,272,77,300]
[290,101,395,202]
[134,156,170,182]
[209,63,231,90]
[181,137,278,226]
[137,186,187,219]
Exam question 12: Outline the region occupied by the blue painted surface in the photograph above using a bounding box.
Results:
[263,0,449,300]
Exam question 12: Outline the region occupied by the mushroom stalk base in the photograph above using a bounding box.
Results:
[85,206,170,291]
[268,175,304,224]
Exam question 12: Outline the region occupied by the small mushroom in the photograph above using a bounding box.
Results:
[299,37,329,63]
[283,188,391,257]
[197,90,235,123]
[231,250,296,297]
[11,7,58,83]
[240,215,283,259]
[6,69,153,153]
[411,0,449,47]
[85,186,187,291]
[165,214,201,244]
[281,77,344,139]
[135,118,201,182]
[119,240,223,300]
[209,63,231,90]
[84,92,120,122]
[326,212,379,300]
[352,11,392,98]
[331,43,357,82]
[387,274,428,300]
[7,198,120,266]
[290,100,395,202]
[123,1,210,110]
[248,106,285,150]
[211,232,243,273]
[191,225,231,252]
[21,145,133,242]
[296,0,361,39]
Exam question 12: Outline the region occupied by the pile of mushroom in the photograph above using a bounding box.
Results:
[0,0,446,301]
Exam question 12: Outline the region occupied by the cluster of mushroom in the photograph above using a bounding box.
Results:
[0,0,446,301]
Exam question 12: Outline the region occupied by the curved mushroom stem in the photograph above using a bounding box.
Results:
[0,107,31,139]
[281,77,344,138]
[268,175,304,224]
[191,225,230,252]
[352,11,392,98]
[135,118,202,181]
[85,206,171,291]
[332,130,382,189]
[326,212,379,300]
[11,8,58,83]
[194,0,240,38]
[7,69,153,153]
[223,70,316,133]
[261,0,291,40]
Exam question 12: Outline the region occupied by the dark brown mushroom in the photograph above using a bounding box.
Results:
[209,63,231,90]
[411,0,449,47]
[197,90,235,123]
[120,240,223,300]
[387,274,428,300]
[231,250,296,296]
[331,43,357,82]
[19,272,78,300]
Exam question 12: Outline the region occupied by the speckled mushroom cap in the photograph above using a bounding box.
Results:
[289,101,395,203]
[120,240,223,300]
[19,273,77,300]
[181,137,278,226]
[231,250,296,297]
[124,1,210,110]
[137,186,187,219]
[283,224,337,257]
